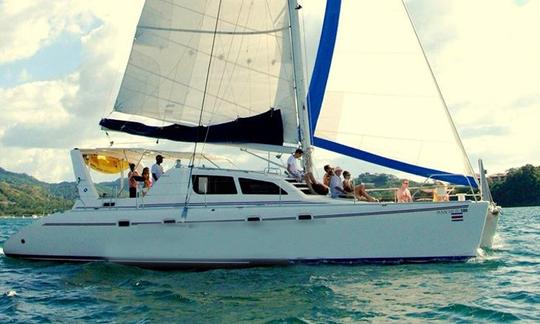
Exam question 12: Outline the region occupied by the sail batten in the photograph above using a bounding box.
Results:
[138,25,289,35]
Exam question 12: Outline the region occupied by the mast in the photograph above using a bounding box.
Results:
[288,0,313,173]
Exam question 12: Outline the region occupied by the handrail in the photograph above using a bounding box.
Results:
[410,173,479,202]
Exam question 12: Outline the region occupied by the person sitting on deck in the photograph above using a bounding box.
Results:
[322,164,333,187]
[421,181,452,202]
[287,148,304,182]
[304,172,329,195]
[343,171,378,202]
[433,181,451,202]
[330,167,347,198]
[395,179,412,203]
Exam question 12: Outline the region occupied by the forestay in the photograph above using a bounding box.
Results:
[101,0,299,148]
[308,0,477,186]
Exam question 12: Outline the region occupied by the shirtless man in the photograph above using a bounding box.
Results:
[395,179,412,202]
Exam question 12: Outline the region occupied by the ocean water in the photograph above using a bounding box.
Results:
[1,207,539,323]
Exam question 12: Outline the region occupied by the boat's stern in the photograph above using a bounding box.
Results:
[3,217,48,259]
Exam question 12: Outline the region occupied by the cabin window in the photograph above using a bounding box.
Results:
[238,178,288,195]
[192,175,237,194]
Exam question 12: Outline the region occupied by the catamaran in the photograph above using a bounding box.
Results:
[4,0,497,268]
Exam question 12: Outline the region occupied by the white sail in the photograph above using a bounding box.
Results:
[308,0,476,185]
[110,0,298,145]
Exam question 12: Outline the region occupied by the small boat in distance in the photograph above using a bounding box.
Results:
[4,0,495,268]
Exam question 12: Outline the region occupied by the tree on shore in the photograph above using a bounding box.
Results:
[491,164,540,207]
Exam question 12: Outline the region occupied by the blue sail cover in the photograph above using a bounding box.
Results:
[100,109,284,146]
[307,1,477,187]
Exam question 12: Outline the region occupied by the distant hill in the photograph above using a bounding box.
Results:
[0,167,125,216]
[0,167,73,216]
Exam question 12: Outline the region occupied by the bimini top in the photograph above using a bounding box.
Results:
[77,148,232,174]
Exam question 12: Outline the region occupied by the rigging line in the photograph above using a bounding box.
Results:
[138,25,288,35]
[161,19,200,130]
[201,0,248,156]
[205,1,255,122]
[183,0,224,210]
[400,0,477,181]
[207,0,246,121]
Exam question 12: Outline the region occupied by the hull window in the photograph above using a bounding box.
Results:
[118,220,130,227]
[238,178,288,195]
[192,175,237,195]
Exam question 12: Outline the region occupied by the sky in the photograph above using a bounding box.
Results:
[0,0,539,183]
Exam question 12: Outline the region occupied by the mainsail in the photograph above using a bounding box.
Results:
[100,0,299,149]
[307,0,477,186]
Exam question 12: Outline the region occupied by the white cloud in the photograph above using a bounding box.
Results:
[402,0,540,173]
[0,0,144,181]
[1,1,88,64]
[0,147,71,183]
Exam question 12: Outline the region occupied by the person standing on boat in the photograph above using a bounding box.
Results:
[128,163,140,198]
[287,149,304,181]
[141,167,152,196]
[395,179,412,202]
[151,154,164,182]
[330,167,346,198]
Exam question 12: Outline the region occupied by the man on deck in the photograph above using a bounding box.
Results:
[287,149,304,181]
[151,155,164,182]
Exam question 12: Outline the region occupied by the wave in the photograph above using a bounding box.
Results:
[436,303,521,321]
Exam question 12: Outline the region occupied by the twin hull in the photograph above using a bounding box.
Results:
[4,201,489,268]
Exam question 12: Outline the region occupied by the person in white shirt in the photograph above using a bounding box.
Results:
[330,167,346,198]
[151,154,164,182]
[287,149,304,181]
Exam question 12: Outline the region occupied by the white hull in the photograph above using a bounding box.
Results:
[4,201,489,269]
[480,206,501,249]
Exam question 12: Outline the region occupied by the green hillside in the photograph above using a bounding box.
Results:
[0,167,125,216]
[0,167,73,216]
